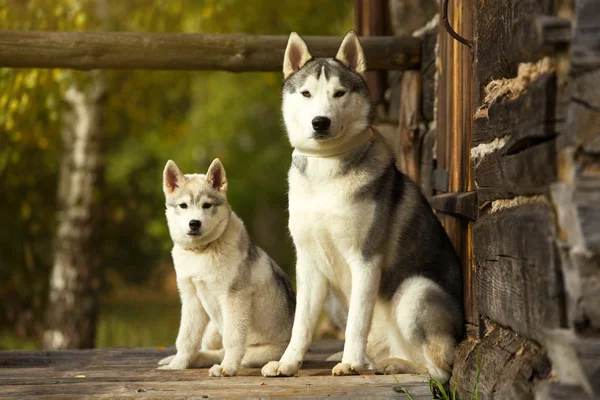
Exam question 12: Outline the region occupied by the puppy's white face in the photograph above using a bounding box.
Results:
[163,159,230,249]
[281,31,371,153]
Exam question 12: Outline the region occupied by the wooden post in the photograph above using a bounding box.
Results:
[436,0,476,325]
[354,0,392,103]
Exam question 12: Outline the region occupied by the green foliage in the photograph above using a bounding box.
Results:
[0,0,353,347]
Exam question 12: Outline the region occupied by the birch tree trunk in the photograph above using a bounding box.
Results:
[42,73,106,350]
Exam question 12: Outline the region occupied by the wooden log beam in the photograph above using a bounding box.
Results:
[474,204,565,341]
[0,31,421,72]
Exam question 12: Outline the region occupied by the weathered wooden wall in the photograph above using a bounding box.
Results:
[363,1,599,398]
[450,0,600,399]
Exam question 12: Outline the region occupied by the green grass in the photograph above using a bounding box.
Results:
[1,299,181,350]
[95,300,180,348]
[394,350,483,400]
[393,374,416,400]
[0,331,37,351]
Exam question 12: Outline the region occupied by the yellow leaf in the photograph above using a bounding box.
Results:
[20,93,29,108]
[9,98,18,112]
[5,118,14,131]
[74,13,87,30]
[21,203,31,219]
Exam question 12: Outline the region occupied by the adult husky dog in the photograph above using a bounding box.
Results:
[261,31,463,383]
[158,159,295,377]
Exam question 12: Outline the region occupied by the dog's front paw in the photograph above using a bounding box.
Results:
[158,354,175,365]
[157,355,191,370]
[261,361,299,377]
[332,362,362,376]
[208,364,237,377]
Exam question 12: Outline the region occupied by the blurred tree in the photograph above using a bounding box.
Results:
[39,0,108,349]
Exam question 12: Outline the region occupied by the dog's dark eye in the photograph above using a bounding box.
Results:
[333,90,346,98]
[301,90,311,98]
[202,203,212,209]
[179,203,188,209]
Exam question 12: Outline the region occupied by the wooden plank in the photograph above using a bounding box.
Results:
[474,0,556,103]
[474,139,557,202]
[420,25,437,122]
[535,383,594,400]
[419,126,436,202]
[552,175,600,332]
[577,174,600,253]
[543,330,600,396]
[570,69,600,153]
[354,0,391,103]
[397,71,422,183]
[472,72,560,146]
[436,0,476,325]
[535,16,572,46]
[473,204,565,341]
[430,191,477,221]
[0,31,421,72]
[451,320,551,400]
[0,341,433,399]
[571,0,600,73]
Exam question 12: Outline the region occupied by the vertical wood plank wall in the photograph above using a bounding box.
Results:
[436,0,476,325]
[354,0,391,104]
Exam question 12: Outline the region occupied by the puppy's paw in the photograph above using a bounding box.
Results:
[158,355,175,365]
[261,361,299,377]
[157,355,191,370]
[332,362,362,376]
[208,364,237,377]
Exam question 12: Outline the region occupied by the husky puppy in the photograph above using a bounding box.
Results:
[158,159,295,377]
[261,31,463,383]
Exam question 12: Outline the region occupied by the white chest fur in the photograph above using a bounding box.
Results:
[171,243,242,331]
[287,157,376,298]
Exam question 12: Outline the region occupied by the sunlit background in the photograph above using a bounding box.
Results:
[0,0,353,350]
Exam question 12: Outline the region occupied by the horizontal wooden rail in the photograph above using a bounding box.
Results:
[0,31,421,72]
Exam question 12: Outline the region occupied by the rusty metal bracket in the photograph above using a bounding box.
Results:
[441,0,473,49]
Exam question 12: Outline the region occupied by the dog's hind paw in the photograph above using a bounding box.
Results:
[158,355,175,365]
[261,361,299,377]
[373,357,428,375]
[325,351,343,362]
[208,364,237,377]
[332,362,362,376]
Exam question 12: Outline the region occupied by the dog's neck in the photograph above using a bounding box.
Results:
[293,127,374,158]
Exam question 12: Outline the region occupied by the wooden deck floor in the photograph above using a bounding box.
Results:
[0,340,432,399]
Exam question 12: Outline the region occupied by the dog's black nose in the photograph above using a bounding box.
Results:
[312,116,331,133]
[189,220,201,231]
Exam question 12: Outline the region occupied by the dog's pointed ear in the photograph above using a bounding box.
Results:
[335,30,366,76]
[283,32,312,79]
[206,158,228,192]
[163,160,184,195]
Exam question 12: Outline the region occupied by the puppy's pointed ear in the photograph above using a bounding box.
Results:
[283,32,312,79]
[206,158,228,193]
[163,160,185,195]
[335,30,366,76]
